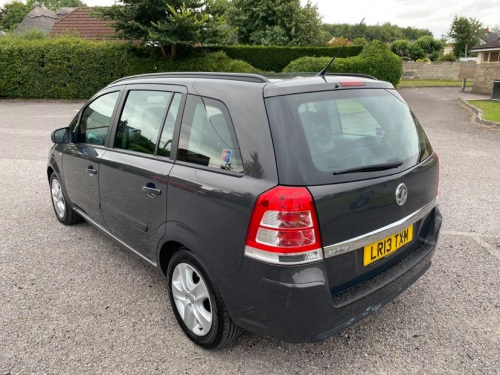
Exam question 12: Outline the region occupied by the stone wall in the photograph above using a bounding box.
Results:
[472,64,500,94]
[402,61,476,80]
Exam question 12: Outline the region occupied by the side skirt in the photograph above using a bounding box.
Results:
[75,208,157,267]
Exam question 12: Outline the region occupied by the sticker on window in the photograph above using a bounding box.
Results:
[221,149,232,163]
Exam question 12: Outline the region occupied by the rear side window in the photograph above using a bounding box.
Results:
[114,90,172,155]
[177,95,243,173]
[266,89,433,185]
[78,91,120,145]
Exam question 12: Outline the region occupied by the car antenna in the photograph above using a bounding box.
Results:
[317,17,365,77]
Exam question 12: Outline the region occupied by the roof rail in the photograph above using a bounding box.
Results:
[325,73,377,80]
[109,72,270,86]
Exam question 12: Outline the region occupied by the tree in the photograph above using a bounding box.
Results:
[391,36,444,60]
[0,1,31,31]
[227,0,324,46]
[352,37,369,47]
[412,35,445,60]
[491,24,500,35]
[97,0,231,58]
[390,39,410,57]
[447,15,483,57]
[27,0,85,11]
[322,22,432,43]
[408,43,425,61]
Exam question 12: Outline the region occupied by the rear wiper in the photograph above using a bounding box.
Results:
[333,160,403,175]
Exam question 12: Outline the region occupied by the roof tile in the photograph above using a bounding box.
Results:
[49,7,117,40]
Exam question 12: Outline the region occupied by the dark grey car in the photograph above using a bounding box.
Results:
[48,73,442,349]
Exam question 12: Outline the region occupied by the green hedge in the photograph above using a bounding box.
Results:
[283,41,403,86]
[0,38,258,99]
[203,45,363,72]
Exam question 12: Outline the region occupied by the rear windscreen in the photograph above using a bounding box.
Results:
[265,89,433,185]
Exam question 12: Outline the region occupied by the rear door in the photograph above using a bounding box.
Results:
[62,88,122,225]
[98,84,186,261]
[265,88,439,292]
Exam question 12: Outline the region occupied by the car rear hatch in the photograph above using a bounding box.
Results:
[264,83,439,294]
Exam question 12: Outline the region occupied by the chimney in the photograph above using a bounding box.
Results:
[485,27,489,35]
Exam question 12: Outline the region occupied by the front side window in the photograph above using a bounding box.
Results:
[69,113,79,132]
[483,52,490,62]
[177,96,243,173]
[114,90,172,155]
[78,91,120,145]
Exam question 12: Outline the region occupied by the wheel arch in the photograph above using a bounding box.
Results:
[47,156,61,181]
[157,222,216,279]
[47,166,55,181]
[158,240,185,275]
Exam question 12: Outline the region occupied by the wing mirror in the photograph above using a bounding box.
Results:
[51,127,71,144]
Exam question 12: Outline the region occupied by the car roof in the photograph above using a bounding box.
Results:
[106,72,394,99]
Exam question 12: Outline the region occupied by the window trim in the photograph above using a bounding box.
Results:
[73,86,125,148]
[175,94,245,175]
[108,83,188,161]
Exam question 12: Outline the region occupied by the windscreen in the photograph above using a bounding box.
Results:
[265,89,433,185]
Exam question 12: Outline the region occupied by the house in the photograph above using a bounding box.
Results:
[443,44,453,55]
[327,37,353,46]
[49,7,117,40]
[15,7,60,35]
[471,28,500,64]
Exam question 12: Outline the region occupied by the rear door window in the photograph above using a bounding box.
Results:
[114,90,172,155]
[177,95,243,173]
[157,93,182,158]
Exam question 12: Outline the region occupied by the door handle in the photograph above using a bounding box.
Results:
[86,166,97,176]
[142,183,161,198]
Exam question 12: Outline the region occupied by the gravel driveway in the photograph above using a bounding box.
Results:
[1,87,499,374]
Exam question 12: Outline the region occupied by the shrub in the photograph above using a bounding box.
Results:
[437,53,456,62]
[416,58,431,62]
[283,41,403,86]
[155,51,259,73]
[202,45,363,72]
[0,38,258,99]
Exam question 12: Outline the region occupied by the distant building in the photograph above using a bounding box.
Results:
[471,28,500,64]
[327,37,353,46]
[443,44,453,55]
[15,7,60,35]
[49,7,117,40]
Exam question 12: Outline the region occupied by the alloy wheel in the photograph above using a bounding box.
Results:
[51,178,66,219]
[171,262,213,336]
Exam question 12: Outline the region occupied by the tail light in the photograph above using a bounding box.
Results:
[244,186,323,265]
[435,152,440,197]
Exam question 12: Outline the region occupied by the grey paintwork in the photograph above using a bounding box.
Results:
[47,73,442,343]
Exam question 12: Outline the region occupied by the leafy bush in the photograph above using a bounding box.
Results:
[0,37,258,99]
[156,51,259,73]
[283,41,403,86]
[437,53,456,62]
[416,58,431,62]
[202,45,363,72]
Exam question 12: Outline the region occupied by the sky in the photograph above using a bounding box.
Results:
[2,0,500,39]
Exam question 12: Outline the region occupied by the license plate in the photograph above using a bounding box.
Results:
[363,225,413,266]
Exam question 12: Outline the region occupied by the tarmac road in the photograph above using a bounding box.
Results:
[1,87,499,374]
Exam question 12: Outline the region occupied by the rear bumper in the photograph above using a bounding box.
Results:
[219,206,442,343]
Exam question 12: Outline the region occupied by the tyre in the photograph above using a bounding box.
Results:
[166,249,242,349]
[49,173,82,225]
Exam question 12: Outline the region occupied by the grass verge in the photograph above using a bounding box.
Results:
[398,79,473,87]
[468,100,500,123]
